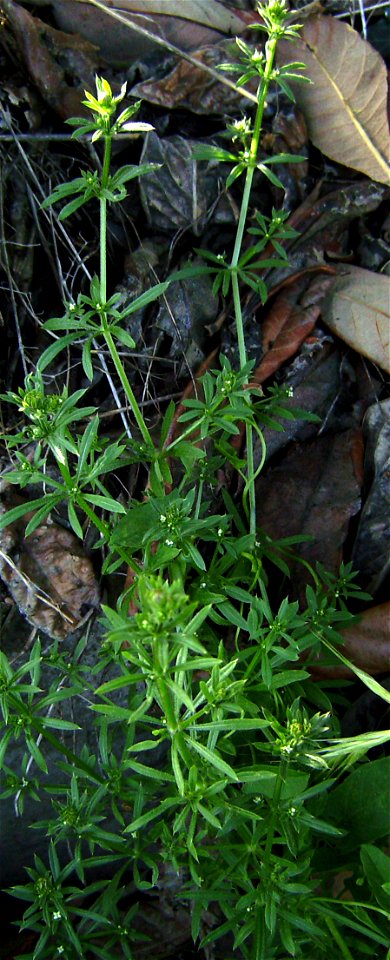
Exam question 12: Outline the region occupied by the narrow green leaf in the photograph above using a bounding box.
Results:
[82,340,94,381]
[171,742,185,795]
[321,637,390,704]
[119,282,169,318]
[124,796,178,832]
[37,334,78,373]
[83,494,126,513]
[58,194,92,220]
[185,738,238,781]
[67,501,84,539]
[257,163,285,188]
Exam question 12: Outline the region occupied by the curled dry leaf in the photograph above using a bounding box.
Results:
[140,132,230,235]
[277,15,390,185]
[287,181,389,264]
[132,40,254,116]
[3,0,98,120]
[321,265,390,374]
[252,269,335,385]
[0,491,100,639]
[154,270,219,372]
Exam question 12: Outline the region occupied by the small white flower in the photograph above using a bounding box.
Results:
[160,514,166,523]
[165,539,174,547]
[57,947,64,955]
[53,911,61,921]
[217,528,224,537]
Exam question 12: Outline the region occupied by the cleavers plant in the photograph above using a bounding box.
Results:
[1,3,389,959]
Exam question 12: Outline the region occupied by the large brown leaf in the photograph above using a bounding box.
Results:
[51,0,253,63]
[277,15,390,185]
[311,602,390,677]
[3,0,98,120]
[321,266,390,374]
[255,428,364,597]
[0,489,100,639]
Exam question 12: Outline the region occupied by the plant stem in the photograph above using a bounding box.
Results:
[324,917,355,960]
[99,137,153,448]
[102,326,153,447]
[263,754,288,865]
[230,33,279,536]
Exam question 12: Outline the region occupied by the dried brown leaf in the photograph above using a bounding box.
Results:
[252,271,335,385]
[0,495,100,639]
[139,132,230,235]
[277,15,390,185]
[321,266,390,373]
[255,429,364,595]
[3,0,98,119]
[132,41,254,115]
[311,602,390,677]
[52,0,252,63]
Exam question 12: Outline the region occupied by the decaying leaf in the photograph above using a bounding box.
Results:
[140,132,232,235]
[51,0,253,63]
[252,270,335,385]
[255,428,364,594]
[287,181,389,264]
[270,103,309,206]
[3,0,99,120]
[154,270,219,371]
[277,15,390,185]
[352,399,390,594]
[311,602,390,677]
[321,266,390,374]
[131,40,254,115]
[256,339,343,462]
[0,490,100,639]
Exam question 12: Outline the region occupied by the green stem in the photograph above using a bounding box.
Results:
[194,478,204,521]
[156,681,194,769]
[263,754,288,865]
[230,34,279,536]
[99,137,153,448]
[102,327,153,448]
[324,917,355,960]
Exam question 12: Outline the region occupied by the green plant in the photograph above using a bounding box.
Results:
[1,3,389,959]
